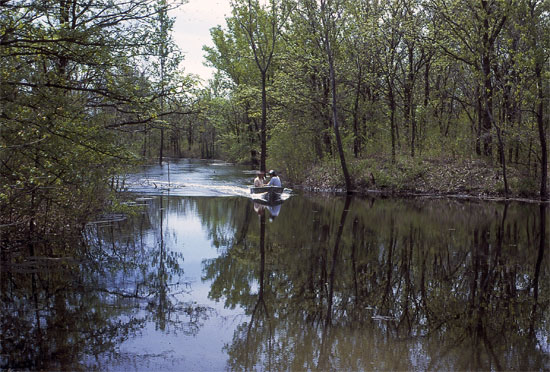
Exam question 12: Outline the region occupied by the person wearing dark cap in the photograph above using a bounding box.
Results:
[267,170,281,187]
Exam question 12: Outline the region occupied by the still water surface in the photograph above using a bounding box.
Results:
[1,159,549,371]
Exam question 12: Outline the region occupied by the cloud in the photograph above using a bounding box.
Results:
[170,0,232,80]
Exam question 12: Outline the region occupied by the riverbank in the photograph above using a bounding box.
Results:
[300,156,547,202]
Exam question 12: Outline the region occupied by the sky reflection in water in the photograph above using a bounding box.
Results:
[1,159,548,371]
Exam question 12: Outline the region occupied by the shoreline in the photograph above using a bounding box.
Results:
[137,157,548,204]
[295,156,549,204]
[295,185,549,204]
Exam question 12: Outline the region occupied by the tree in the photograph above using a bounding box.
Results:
[0,0,186,245]
[524,0,549,200]
[375,0,405,163]
[204,19,264,164]
[155,0,174,165]
[231,0,290,172]
[202,0,547,198]
[319,0,352,191]
[429,0,511,157]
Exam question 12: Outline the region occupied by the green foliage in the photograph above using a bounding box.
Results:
[267,121,317,183]
[200,0,548,198]
[204,20,258,85]
[0,0,189,248]
[218,132,255,163]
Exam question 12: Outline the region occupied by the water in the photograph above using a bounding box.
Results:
[1,159,548,371]
[123,159,290,201]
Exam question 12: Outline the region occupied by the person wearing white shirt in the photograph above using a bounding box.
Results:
[254,171,265,187]
[267,170,281,187]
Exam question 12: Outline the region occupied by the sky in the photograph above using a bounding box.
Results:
[170,0,232,82]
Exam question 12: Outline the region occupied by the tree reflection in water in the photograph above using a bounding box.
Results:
[203,196,549,371]
[1,193,548,370]
[0,195,206,370]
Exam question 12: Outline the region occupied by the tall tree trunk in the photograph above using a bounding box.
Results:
[157,2,169,166]
[327,47,352,191]
[527,1,547,201]
[479,0,507,157]
[57,0,71,77]
[389,82,396,164]
[159,128,164,165]
[481,54,493,157]
[535,65,548,200]
[421,55,431,155]
[143,123,148,158]
[476,85,482,155]
[483,83,508,197]
[496,125,509,198]
[235,0,286,172]
[320,0,351,191]
[352,64,362,158]
[260,71,267,172]
[480,0,493,157]
[406,44,416,157]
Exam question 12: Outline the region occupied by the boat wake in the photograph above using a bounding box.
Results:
[125,179,292,201]
[125,179,253,197]
[121,160,292,201]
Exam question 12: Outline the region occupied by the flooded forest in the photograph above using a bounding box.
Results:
[2,160,549,370]
[1,1,549,371]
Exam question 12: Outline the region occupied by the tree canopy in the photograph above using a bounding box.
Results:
[0,0,189,245]
[200,0,549,198]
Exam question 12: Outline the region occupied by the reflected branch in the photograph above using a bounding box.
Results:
[530,203,547,335]
[325,195,352,327]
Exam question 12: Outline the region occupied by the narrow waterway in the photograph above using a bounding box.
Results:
[1,159,548,371]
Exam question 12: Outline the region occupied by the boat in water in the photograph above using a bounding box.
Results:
[250,186,285,203]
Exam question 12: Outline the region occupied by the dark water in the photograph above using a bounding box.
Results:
[1,159,549,371]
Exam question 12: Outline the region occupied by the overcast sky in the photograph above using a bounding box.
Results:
[170,0,232,81]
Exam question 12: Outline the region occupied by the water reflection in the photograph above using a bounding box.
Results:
[204,196,549,371]
[1,196,207,370]
[1,188,548,370]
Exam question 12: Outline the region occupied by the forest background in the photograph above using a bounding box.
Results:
[1,0,548,246]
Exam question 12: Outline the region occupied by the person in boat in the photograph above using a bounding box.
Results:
[254,171,265,187]
[267,170,281,187]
